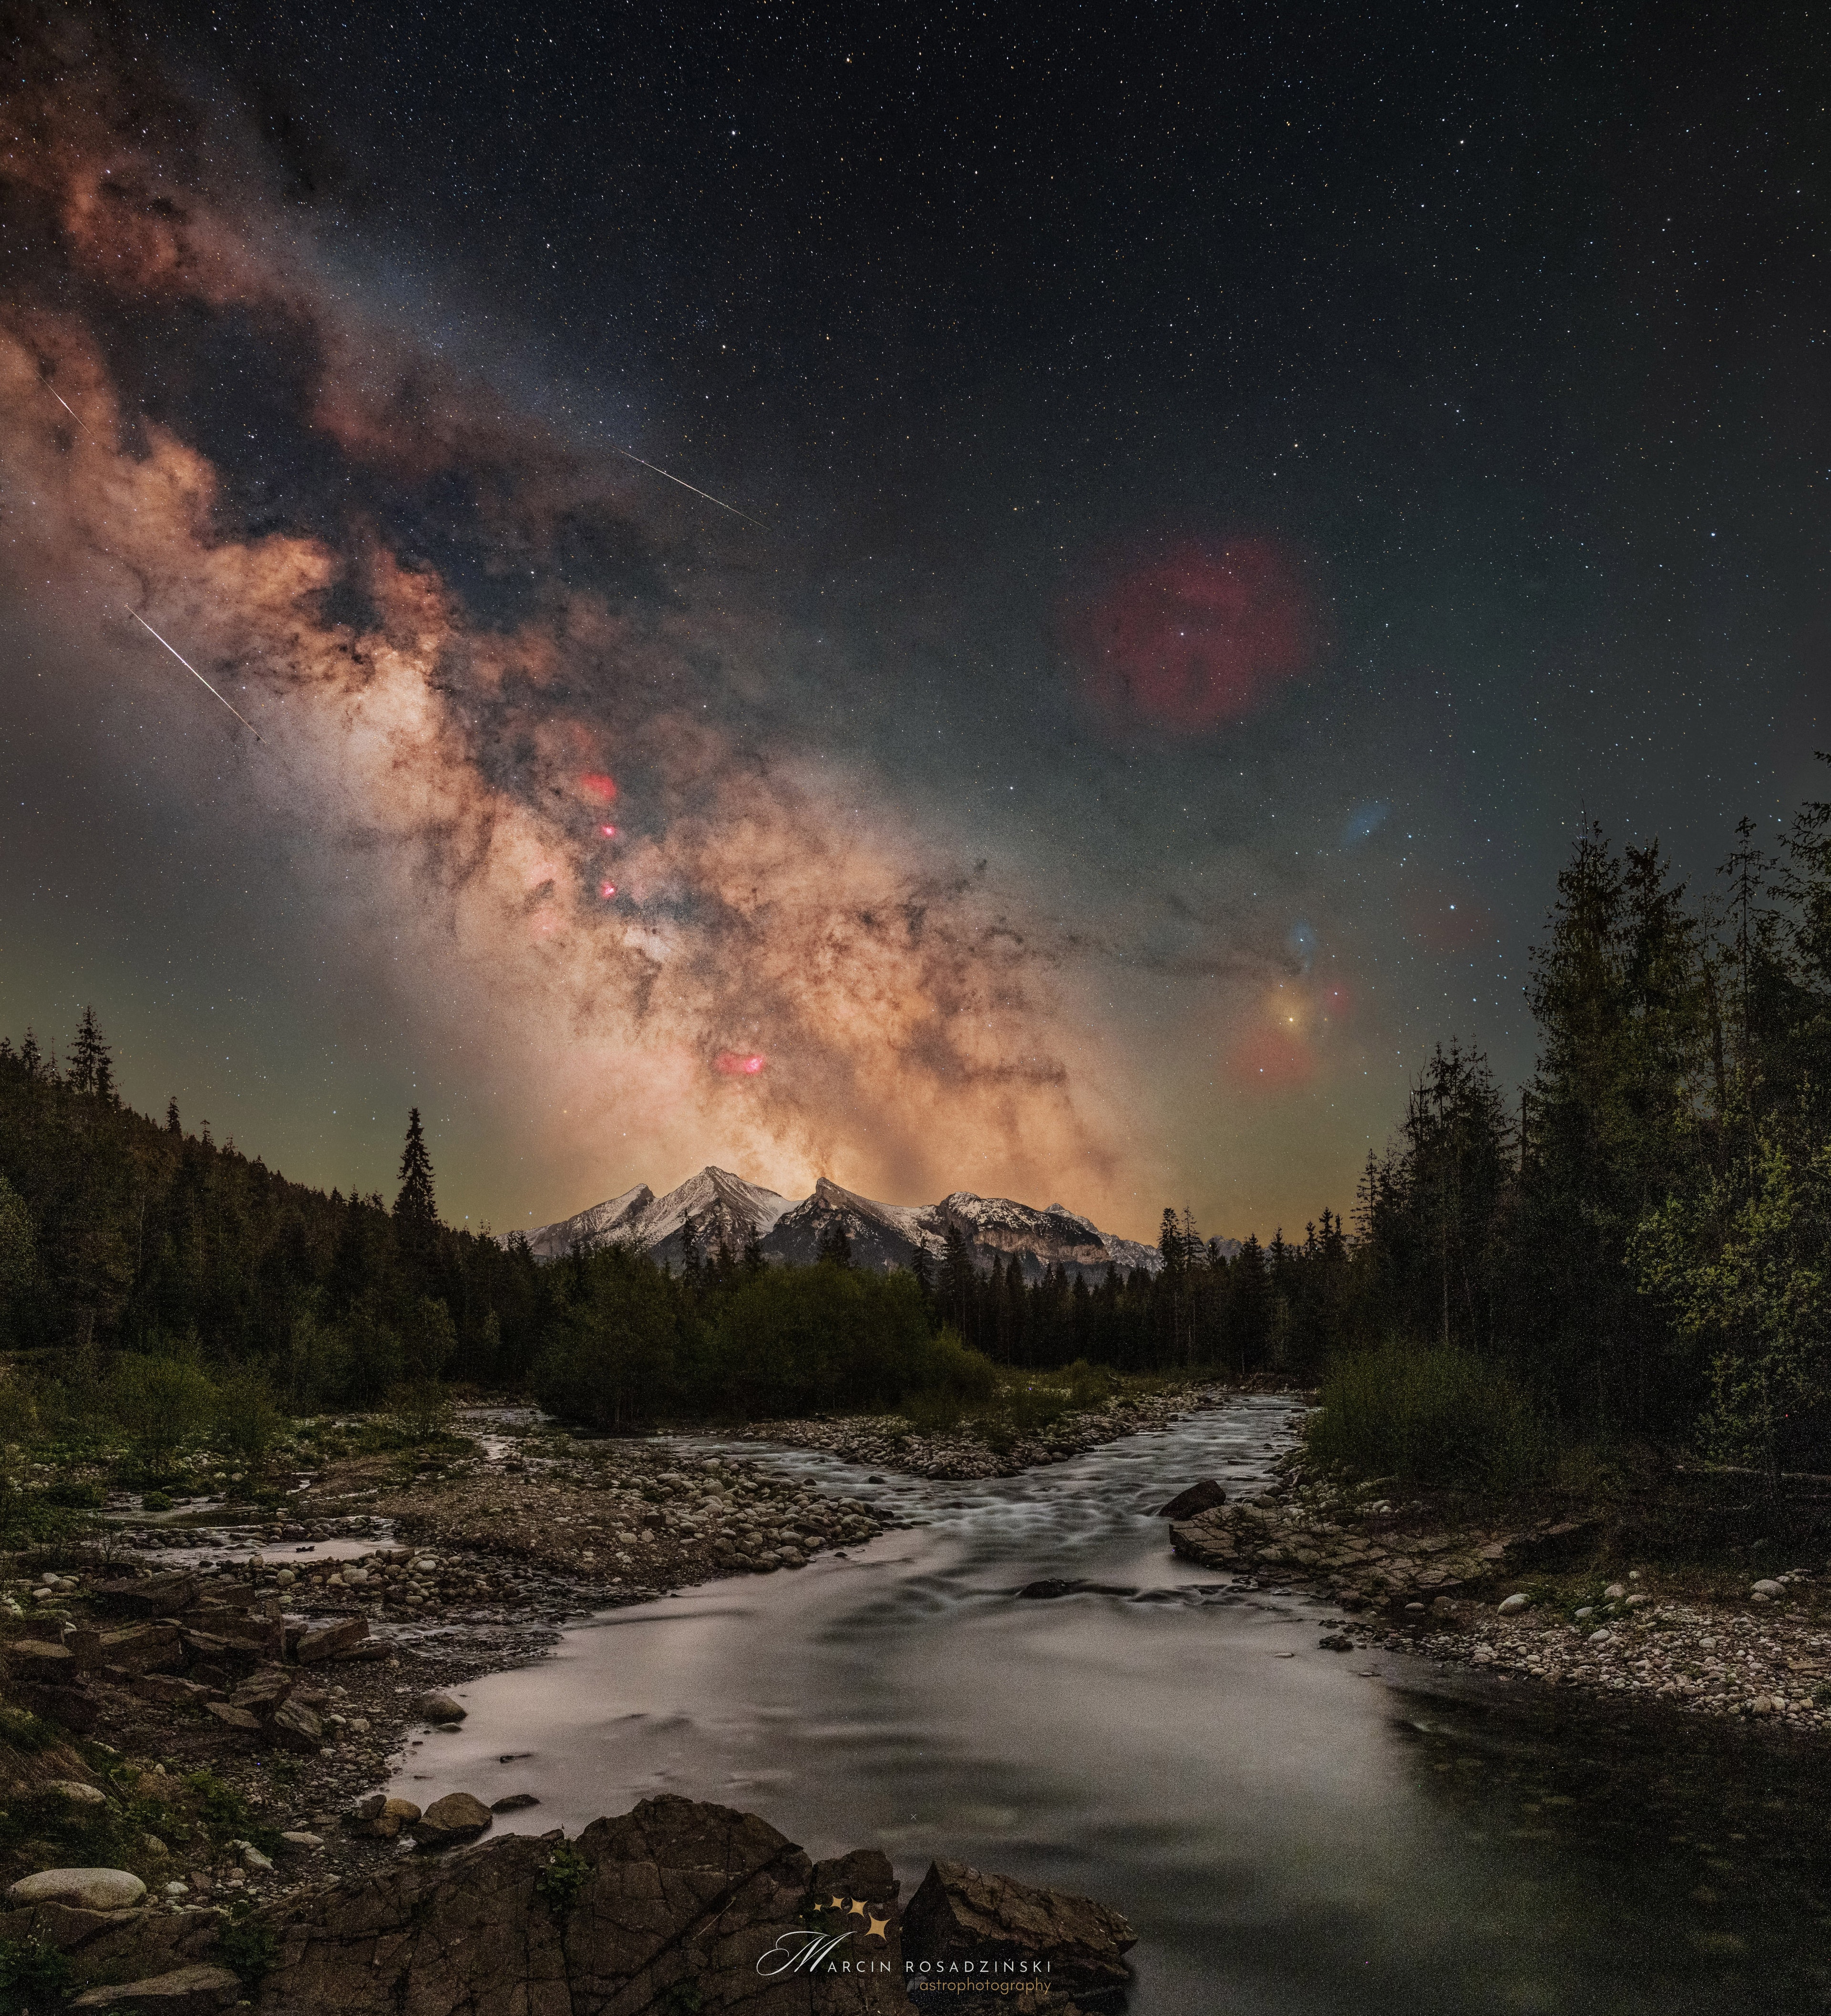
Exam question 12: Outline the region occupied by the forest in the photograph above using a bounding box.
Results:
[6,777,1831,1484]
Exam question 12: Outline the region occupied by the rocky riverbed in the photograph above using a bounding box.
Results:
[736,1379,1230,1478]
[0,1424,911,1919]
[1166,1468,1831,1732]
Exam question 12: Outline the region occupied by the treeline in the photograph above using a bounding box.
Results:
[0,1024,1000,1429]
[0,1026,547,1404]
[1315,792,1831,1479]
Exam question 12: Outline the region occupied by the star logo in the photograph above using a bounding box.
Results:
[827,1895,892,1939]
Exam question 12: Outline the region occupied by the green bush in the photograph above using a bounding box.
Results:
[0,1934,71,2015]
[217,1900,279,1986]
[1306,1341,1552,1494]
[40,1478,102,1509]
[536,1839,593,1914]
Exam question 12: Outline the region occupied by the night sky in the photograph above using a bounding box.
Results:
[1,0,1826,1243]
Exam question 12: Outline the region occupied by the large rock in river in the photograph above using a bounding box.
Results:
[901,1858,1134,2011]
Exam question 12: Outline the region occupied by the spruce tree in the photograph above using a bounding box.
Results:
[67,1007,114,1102]
[393,1108,437,1228]
[165,1097,181,1136]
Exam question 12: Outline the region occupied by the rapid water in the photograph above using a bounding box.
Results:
[390,1394,1831,2014]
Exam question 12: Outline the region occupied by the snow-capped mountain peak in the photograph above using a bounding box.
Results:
[524,1167,1173,1280]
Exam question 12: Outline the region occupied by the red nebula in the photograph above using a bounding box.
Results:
[1225,1025,1317,1091]
[1068,538,1310,731]
[579,773,618,803]
[713,1051,767,1076]
[599,823,618,838]
[599,881,617,901]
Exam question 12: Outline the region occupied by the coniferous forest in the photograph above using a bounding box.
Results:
[8,783,1831,1479]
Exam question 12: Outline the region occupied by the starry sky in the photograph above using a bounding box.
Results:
[1,0,1826,1242]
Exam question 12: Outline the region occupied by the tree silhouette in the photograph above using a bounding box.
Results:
[393,1109,437,1229]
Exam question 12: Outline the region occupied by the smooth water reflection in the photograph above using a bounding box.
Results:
[390,1395,1831,2013]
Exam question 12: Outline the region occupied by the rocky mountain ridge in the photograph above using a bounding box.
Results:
[525,1167,1172,1281]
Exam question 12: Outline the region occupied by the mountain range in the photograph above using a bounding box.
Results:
[523,1166,1184,1281]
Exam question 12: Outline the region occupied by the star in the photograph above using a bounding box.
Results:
[848,1899,868,1917]
[867,1914,891,1939]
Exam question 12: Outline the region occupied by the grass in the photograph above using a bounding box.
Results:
[1306,1341,1554,1495]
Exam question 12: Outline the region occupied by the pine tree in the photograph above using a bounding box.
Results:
[165,1098,181,1136]
[393,1108,437,1228]
[817,1217,854,1267]
[67,1007,114,1102]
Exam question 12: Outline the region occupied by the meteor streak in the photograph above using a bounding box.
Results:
[127,609,265,743]
[610,446,763,529]
[40,376,95,439]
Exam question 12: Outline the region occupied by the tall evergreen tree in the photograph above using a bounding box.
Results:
[67,1007,114,1102]
[392,1108,437,1229]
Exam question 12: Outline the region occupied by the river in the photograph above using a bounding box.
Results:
[388,1393,1831,2014]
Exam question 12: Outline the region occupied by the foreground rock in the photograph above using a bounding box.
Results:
[3,1795,1135,2014]
[260,1795,912,2014]
[902,1858,1135,2010]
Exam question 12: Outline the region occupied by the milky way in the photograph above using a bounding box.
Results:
[0,11,1168,1220]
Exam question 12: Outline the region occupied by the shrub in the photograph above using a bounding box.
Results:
[0,1934,71,2015]
[537,1840,593,1914]
[217,1900,279,1986]
[1306,1341,1552,1494]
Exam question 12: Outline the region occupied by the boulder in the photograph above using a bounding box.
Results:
[6,1639,75,1679]
[490,1792,541,1812]
[296,1617,368,1664]
[70,1962,242,2011]
[257,1796,907,2015]
[8,1869,147,1911]
[1015,1579,1084,1600]
[90,1574,197,1617]
[269,1699,324,1753]
[10,1682,99,1733]
[97,1623,185,1676]
[45,1780,106,1806]
[411,1792,494,1847]
[203,1703,262,1734]
[902,1857,1134,2011]
[342,1794,422,1840]
[1496,1593,1533,1616]
[412,1691,466,1722]
[1154,1479,1228,1519]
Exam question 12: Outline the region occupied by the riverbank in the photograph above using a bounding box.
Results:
[1168,1463,1831,1734]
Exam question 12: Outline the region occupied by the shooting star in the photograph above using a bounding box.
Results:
[41,378,96,440]
[127,609,265,744]
[610,446,764,529]
[35,367,102,442]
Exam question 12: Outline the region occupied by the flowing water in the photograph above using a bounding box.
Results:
[390,1393,1831,2013]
